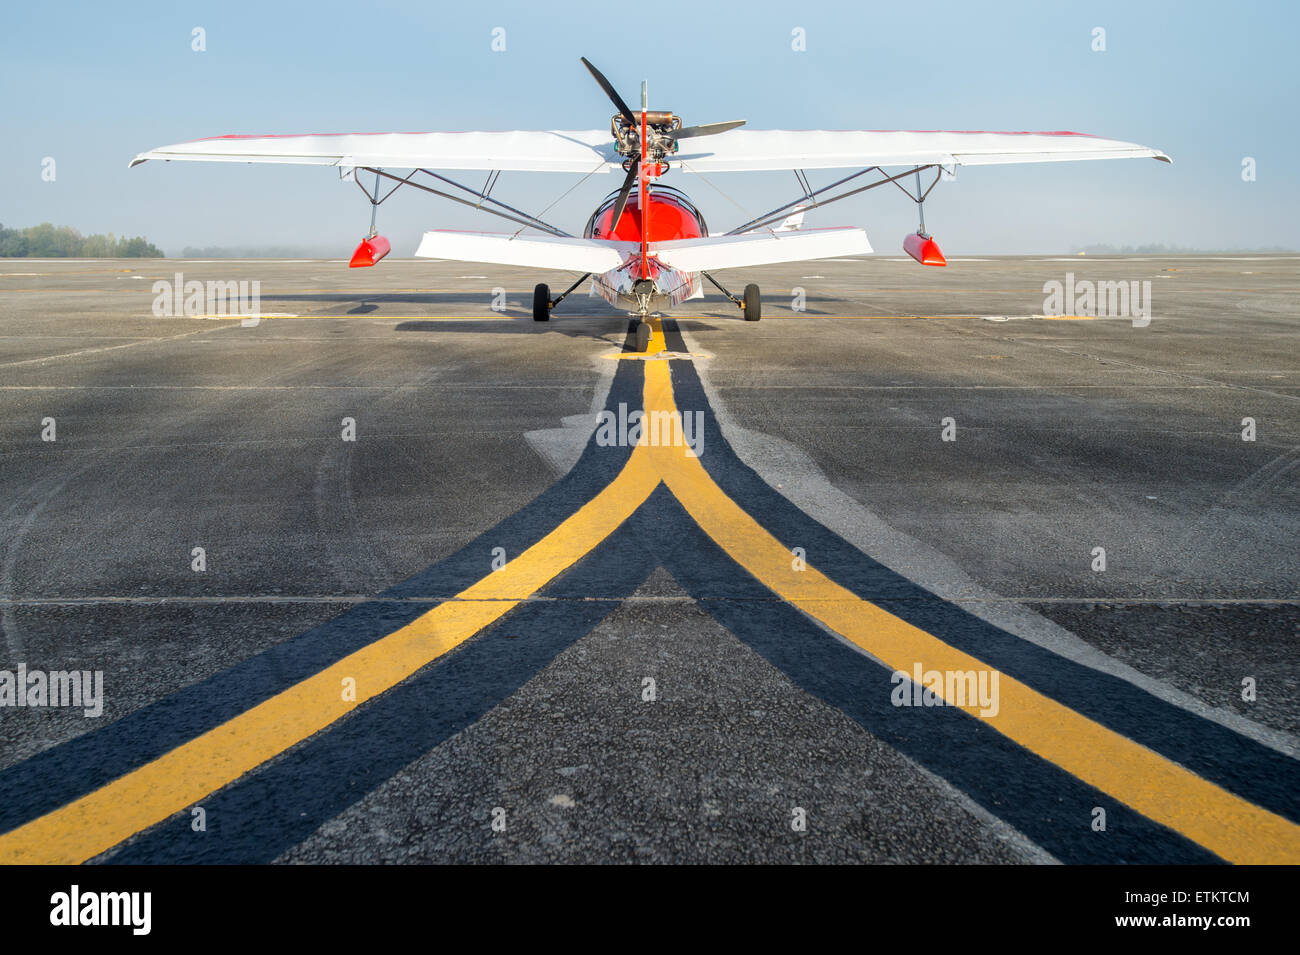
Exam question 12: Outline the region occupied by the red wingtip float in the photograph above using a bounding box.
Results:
[349,234,390,268]
[903,232,946,267]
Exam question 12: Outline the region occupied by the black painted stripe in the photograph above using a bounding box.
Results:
[651,493,1222,864]
[660,318,1300,825]
[0,356,647,835]
[104,499,664,863]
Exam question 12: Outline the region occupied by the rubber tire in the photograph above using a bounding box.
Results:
[635,321,651,353]
[533,283,550,321]
[742,283,761,321]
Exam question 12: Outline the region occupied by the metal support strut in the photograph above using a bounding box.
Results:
[727,163,943,237]
[916,170,926,235]
[550,273,591,308]
[368,169,380,236]
[702,270,743,308]
[885,165,942,236]
[355,167,572,238]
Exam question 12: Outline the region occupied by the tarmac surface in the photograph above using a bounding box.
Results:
[0,254,1297,864]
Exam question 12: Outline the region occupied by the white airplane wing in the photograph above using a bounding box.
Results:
[652,228,871,272]
[129,130,620,174]
[671,129,1171,172]
[415,231,634,272]
[130,128,1168,175]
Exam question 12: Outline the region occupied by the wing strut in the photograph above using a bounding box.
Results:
[354,166,573,238]
[726,164,939,235]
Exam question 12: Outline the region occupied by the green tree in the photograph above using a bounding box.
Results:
[0,224,28,257]
[0,222,164,257]
[80,232,115,257]
[119,236,163,257]
[22,222,84,257]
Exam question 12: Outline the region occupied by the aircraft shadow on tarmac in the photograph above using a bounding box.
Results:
[389,318,735,349]
[253,289,837,319]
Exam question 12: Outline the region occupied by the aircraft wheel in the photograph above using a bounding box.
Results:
[635,321,651,353]
[742,283,761,321]
[533,283,550,321]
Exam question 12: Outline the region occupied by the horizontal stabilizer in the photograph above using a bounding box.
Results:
[415,230,634,273]
[652,227,871,272]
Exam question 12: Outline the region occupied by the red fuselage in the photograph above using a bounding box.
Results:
[585,186,708,244]
[582,184,710,309]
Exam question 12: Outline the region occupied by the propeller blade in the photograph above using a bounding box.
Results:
[669,120,747,141]
[608,163,639,231]
[665,119,748,141]
[581,57,637,127]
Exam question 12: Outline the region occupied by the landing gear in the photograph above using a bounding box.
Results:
[534,274,589,323]
[742,283,761,321]
[635,321,651,353]
[702,270,760,322]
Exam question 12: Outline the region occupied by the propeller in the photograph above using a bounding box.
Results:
[580,57,637,127]
[669,120,746,141]
[608,164,638,235]
[579,57,745,230]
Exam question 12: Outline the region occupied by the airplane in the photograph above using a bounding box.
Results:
[130,57,1170,352]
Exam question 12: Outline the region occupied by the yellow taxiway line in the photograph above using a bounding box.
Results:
[0,441,660,864]
[640,355,1299,866]
[2,317,1296,865]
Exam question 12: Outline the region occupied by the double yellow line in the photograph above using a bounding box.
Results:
[3,320,1297,864]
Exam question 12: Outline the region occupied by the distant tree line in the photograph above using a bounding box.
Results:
[0,222,163,257]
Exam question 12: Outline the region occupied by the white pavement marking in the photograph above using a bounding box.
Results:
[0,326,232,368]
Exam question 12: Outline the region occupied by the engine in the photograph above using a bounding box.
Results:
[610,112,682,163]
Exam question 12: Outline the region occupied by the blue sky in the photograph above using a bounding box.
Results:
[2,0,1295,254]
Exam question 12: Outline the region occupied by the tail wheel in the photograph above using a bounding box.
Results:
[742,283,761,321]
[533,283,551,321]
[635,321,651,353]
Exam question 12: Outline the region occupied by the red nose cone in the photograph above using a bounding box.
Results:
[349,235,391,268]
[903,232,946,267]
